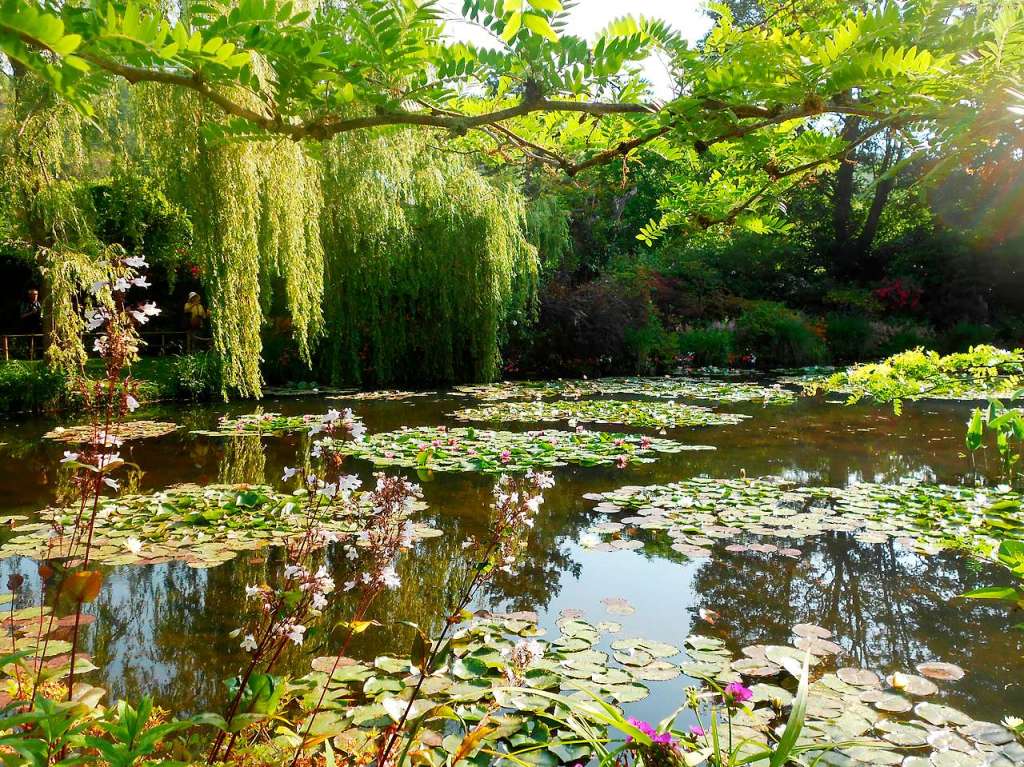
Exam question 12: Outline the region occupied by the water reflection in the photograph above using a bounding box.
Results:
[0,387,1018,723]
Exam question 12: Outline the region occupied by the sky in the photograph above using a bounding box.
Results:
[438,0,713,98]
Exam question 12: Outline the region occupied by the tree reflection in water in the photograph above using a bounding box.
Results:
[687,533,1024,718]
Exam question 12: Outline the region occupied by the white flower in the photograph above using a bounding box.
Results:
[343,579,357,592]
[1003,716,1023,730]
[285,624,306,645]
[282,466,298,482]
[103,477,120,491]
[131,276,151,288]
[338,474,362,494]
[240,634,258,652]
[89,280,107,296]
[124,256,149,269]
[323,408,342,423]
[380,566,401,589]
[245,584,261,599]
[350,423,367,442]
[317,482,338,499]
[344,545,359,561]
[283,564,307,580]
[60,451,79,464]
[126,537,143,555]
[125,394,140,412]
[113,277,132,293]
[311,593,328,610]
[85,310,107,331]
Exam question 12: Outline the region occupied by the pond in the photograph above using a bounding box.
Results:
[0,377,1021,746]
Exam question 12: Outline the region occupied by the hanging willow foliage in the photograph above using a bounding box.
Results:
[319,130,538,387]
[0,73,107,375]
[132,80,326,398]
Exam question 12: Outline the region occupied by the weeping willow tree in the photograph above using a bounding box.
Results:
[131,83,325,398]
[320,130,538,387]
[0,72,108,373]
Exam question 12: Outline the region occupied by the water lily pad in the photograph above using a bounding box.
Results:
[915,661,966,681]
[837,668,881,688]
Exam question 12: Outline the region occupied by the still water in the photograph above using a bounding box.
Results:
[0,383,1020,724]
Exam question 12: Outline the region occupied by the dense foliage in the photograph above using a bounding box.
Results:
[2,0,1022,390]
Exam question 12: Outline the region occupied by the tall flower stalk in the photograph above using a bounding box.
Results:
[31,249,159,702]
[371,469,554,767]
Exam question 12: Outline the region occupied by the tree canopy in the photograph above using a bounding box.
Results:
[3,0,1022,238]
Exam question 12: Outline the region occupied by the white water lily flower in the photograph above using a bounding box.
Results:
[125,395,140,412]
[60,451,79,463]
[125,537,143,555]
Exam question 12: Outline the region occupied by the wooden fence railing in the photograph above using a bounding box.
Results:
[1,331,205,361]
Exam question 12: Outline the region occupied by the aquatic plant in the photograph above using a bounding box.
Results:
[43,421,179,443]
[581,477,1023,565]
[451,399,750,429]
[456,376,796,404]
[331,426,709,474]
[192,409,366,439]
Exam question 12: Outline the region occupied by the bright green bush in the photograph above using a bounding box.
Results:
[168,353,222,401]
[676,326,734,367]
[0,361,69,415]
[826,313,873,362]
[735,301,826,368]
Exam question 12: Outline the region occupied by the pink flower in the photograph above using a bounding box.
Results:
[689,725,706,738]
[640,436,652,449]
[616,455,629,469]
[626,718,677,746]
[499,449,512,464]
[724,682,753,706]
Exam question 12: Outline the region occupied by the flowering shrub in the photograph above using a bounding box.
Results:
[874,279,922,312]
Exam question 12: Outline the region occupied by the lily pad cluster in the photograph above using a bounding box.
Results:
[331,426,711,473]
[581,477,1023,564]
[455,377,796,404]
[291,613,669,764]
[330,390,435,402]
[450,399,749,429]
[263,386,353,398]
[287,612,1022,767]
[678,626,1020,767]
[192,411,363,437]
[0,484,436,568]
[43,421,179,443]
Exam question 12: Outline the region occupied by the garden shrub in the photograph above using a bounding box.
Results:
[826,313,873,362]
[168,353,222,401]
[625,315,678,375]
[0,361,68,415]
[872,320,936,358]
[735,301,826,368]
[676,326,734,367]
[941,321,997,353]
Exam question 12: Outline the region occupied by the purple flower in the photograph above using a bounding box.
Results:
[724,681,754,706]
[626,718,677,747]
[689,725,706,738]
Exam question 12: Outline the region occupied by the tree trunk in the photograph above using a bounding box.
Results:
[856,134,900,279]
[831,116,863,278]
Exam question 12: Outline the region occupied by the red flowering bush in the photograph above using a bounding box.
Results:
[875,279,922,312]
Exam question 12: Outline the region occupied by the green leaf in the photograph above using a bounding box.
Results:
[522,12,557,41]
